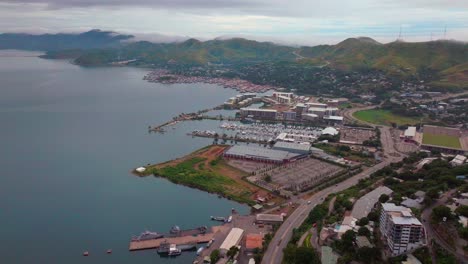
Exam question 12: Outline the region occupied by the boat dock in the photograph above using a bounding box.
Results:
[129,226,228,251]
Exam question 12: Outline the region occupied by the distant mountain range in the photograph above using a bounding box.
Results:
[1,30,467,88]
[0,29,133,51]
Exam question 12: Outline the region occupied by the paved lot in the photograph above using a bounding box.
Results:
[340,127,376,145]
[265,157,343,192]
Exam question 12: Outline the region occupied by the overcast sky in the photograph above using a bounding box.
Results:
[1,0,467,45]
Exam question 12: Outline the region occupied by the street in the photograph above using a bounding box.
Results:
[261,124,402,264]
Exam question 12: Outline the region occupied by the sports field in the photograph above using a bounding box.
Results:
[422,133,461,149]
[353,109,420,126]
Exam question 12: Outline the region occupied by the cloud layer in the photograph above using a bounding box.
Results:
[1,0,467,45]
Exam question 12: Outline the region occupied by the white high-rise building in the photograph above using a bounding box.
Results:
[380,203,426,256]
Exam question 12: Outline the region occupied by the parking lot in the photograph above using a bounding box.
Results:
[340,127,376,145]
[259,157,344,192]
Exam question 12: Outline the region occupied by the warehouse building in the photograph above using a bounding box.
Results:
[223,145,300,164]
[220,228,244,255]
[272,141,311,155]
[255,214,284,224]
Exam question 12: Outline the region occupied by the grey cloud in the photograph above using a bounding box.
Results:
[2,0,262,8]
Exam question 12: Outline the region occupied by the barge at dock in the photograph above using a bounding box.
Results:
[129,225,228,251]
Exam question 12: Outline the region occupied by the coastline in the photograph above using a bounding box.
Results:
[133,145,265,205]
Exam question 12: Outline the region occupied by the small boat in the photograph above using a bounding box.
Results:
[132,230,164,241]
[177,243,197,251]
[196,247,204,256]
[157,242,170,254]
[207,239,215,248]
[168,244,181,256]
[83,251,89,256]
[106,249,112,254]
[170,225,180,234]
[211,216,226,222]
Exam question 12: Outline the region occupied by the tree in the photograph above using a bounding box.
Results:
[356,246,380,263]
[432,205,452,222]
[455,205,468,217]
[358,226,371,237]
[210,249,220,264]
[283,245,320,264]
[379,194,390,203]
[227,246,239,259]
[367,211,380,222]
[356,217,369,226]
[265,175,272,183]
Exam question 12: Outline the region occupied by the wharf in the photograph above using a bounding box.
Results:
[129,226,228,251]
[189,132,269,144]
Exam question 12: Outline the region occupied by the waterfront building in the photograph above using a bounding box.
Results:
[281,111,297,121]
[223,145,299,164]
[379,203,425,256]
[240,108,277,120]
[272,141,311,155]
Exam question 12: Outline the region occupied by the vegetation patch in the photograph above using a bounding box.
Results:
[137,145,259,204]
[422,133,461,149]
[354,109,420,126]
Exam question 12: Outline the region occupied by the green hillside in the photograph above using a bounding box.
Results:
[71,37,296,66]
[299,38,468,82]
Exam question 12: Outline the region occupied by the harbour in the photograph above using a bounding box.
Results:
[0,51,250,264]
[129,225,228,251]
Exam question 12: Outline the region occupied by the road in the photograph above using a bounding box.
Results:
[260,90,468,263]
[421,190,468,263]
[261,124,403,264]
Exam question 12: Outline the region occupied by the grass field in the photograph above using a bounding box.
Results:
[353,109,420,126]
[135,145,260,204]
[422,133,461,149]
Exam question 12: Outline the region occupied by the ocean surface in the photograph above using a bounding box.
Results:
[0,50,249,264]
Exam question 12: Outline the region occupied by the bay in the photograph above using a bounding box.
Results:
[0,51,249,264]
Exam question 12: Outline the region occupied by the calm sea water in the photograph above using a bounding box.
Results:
[0,50,249,264]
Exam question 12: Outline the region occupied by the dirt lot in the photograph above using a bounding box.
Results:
[143,145,279,203]
[340,127,376,145]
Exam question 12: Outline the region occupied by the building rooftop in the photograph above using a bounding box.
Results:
[245,234,263,249]
[356,236,373,248]
[240,107,277,112]
[382,203,411,213]
[225,145,298,162]
[391,215,422,225]
[324,116,344,121]
[273,141,311,152]
[351,186,393,219]
[220,228,244,251]
[322,127,339,136]
[321,246,338,264]
[404,126,417,137]
[256,214,284,222]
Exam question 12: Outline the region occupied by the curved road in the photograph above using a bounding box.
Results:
[262,91,468,264]
[261,125,403,264]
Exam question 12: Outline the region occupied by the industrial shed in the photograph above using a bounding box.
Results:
[255,214,284,224]
[272,141,311,155]
[219,228,244,254]
[224,145,299,164]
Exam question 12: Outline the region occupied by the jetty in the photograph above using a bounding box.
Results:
[129,226,228,251]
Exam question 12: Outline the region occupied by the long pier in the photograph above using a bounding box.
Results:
[148,106,225,133]
[188,132,270,144]
[128,226,228,251]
